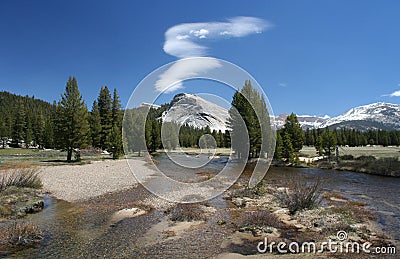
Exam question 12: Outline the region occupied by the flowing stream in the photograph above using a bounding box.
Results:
[8,154,400,257]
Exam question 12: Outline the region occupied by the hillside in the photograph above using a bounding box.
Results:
[0,91,55,143]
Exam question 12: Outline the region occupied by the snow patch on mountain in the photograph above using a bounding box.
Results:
[320,102,400,130]
[273,114,328,129]
[161,93,229,131]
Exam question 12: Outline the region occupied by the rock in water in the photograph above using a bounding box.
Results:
[110,208,147,225]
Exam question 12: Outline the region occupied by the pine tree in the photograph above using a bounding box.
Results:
[123,109,146,156]
[43,118,54,148]
[161,122,179,150]
[315,128,337,158]
[274,130,283,160]
[228,90,249,160]
[97,86,113,150]
[282,113,304,154]
[55,77,90,161]
[227,80,271,159]
[109,124,123,159]
[112,88,122,127]
[12,100,26,146]
[24,113,33,148]
[89,100,102,148]
[33,111,45,148]
[110,88,123,156]
[145,117,161,153]
[282,131,294,162]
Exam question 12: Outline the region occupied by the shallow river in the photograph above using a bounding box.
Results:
[8,154,400,257]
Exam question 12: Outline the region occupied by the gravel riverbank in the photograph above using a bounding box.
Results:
[39,158,155,202]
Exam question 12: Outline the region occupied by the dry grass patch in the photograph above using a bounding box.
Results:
[0,164,42,192]
[239,210,281,229]
[0,221,43,249]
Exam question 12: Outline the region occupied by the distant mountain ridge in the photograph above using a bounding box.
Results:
[273,114,329,129]
[319,102,400,131]
[275,102,400,131]
[162,94,400,132]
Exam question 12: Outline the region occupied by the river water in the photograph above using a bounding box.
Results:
[9,154,400,257]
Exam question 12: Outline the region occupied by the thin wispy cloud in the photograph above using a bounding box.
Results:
[156,17,270,93]
[279,83,287,87]
[163,16,270,58]
[382,88,400,97]
[389,90,400,97]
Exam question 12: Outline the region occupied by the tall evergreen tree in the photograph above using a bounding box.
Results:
[55,77,90,161]
[228,80,271,159]
[110,88,123,156]
[24,113,33,148]
[33,111,45,148]
[123,109,146,156]
[145,117,161,152]
[12,100,26,146]
[109,124,123,159]
[282,131,295,162]
[228,91,249,160]
[282,113,304,154]
[43,118,54,148]
[89,100,102,148]
[97,86,113,150]
[274,130,283,160]
[112,88,122,127]
[315,128,337,158]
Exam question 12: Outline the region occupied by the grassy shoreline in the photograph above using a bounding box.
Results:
[275,145,400,177]
[0,164,45,253]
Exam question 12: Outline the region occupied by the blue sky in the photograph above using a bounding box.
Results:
[1,0,400,116]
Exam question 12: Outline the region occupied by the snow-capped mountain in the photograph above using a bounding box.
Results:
[273,114,329,129]
[319,102,400,130]
[161,96,399,132]
[161,93,229,132]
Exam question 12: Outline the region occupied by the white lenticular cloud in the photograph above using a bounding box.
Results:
[382,90,400,97]
[163,16,270,58]
[390,90,400,97]
[156,16,270,93]
[155,58,221,93]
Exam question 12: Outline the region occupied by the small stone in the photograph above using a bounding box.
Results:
[217,219,226,225]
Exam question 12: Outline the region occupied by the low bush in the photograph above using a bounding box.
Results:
[231,180,267,199]
[276,176,322,215]
[168,203,206,222]
[340,154,354,160]
[355,155,376,161]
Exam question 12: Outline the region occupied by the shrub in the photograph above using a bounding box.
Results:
[0,221,43,248]
[355,155,376,161]
[239,210,281,229]
[0,165,42,192]
[340,154,354,160]
[231,180,267,199]
[168,203,206,222]
[276,176,322,215]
